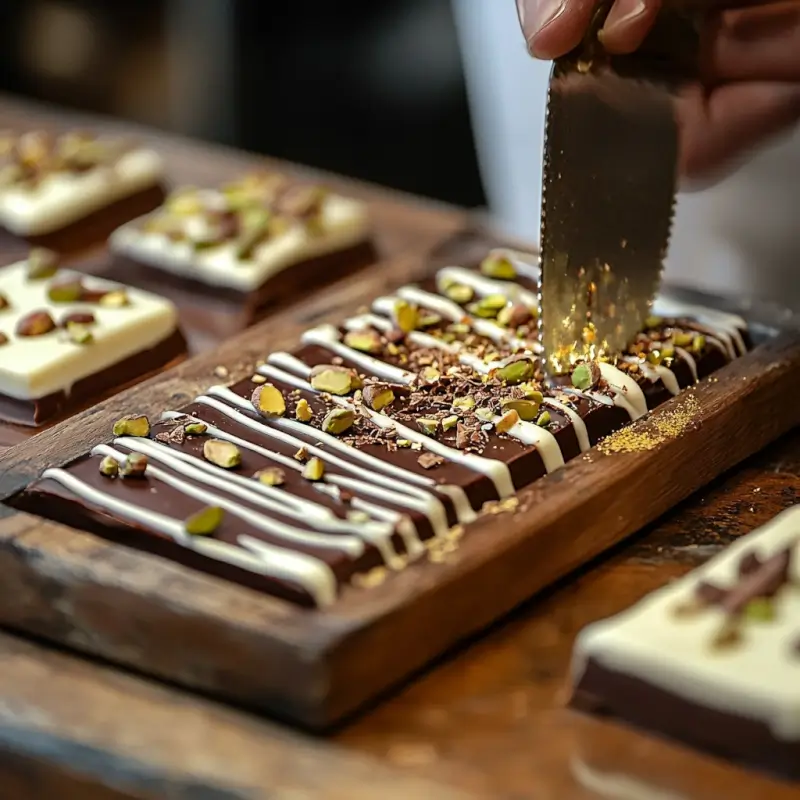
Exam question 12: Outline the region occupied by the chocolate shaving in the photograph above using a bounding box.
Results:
[418,452,445,470]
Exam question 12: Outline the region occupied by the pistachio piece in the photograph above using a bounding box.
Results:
[448,322,471,336]
[571,362,601,391]
[60,311,95,328]
[520,385,544,404]
[744,597,775,622]
[294,446,309,462]
[0,292,9,310]
[452,396,476,412]
[309,365,354,395]
[692,334,706,353]
[15,310,55,337]
[419,366,441,383]
[99,289,130,308]
[66,322,93,345]
[444,283,474,305]
[251,383,286,418]
[295,398,313,422]
[497,304,531,329]
[112,415,151,437]
[343,328,382,354]
[166,189,203,215]
[98,455,119,478]
[536,410,552,427]
[184,506,225,536]
[495,409,520,434]
[479,294,508,312]
[417,417,439,436]
[235,214,271,260]
[467,301,497,319]
[362,384,395,411]
[673,332,694,348]
[475,407,495,422]
[203,438,242,469]
[255,467,286,487]
[396,439,412,448]
[644,315,663,329]
[26,247,59,280]
[322,407,355,435]
[47,278,83,303]
[184,422,208,436]
[495,357,534,385]
[302,456,325,481]
[120,452,148,479]
[417,312,442,328]
[393,300,419,334]
[480,253,516,280]
[442,415,459,431]
[501,398,540,421]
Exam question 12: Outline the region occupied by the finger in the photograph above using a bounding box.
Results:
[600,0,662,53]
[702,3,800,83]
[517,0,598,58]
[677,81,800,179]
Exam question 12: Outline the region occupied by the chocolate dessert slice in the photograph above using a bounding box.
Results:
[0,250,186,426]
[16,252,752,607]
[0,130,165,253]
[108,173,375,318]
[571,505,800,780]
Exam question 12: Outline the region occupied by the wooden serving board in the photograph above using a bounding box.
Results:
[1,230,798,729]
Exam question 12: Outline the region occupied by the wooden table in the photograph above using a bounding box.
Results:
[0,95,798,799]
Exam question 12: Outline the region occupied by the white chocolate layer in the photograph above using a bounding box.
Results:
[0,149,163,236]
[573,505,800,740]
[109,194,370,292]
[0,260,179,400]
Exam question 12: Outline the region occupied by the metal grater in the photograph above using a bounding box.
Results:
[538,7,696,376]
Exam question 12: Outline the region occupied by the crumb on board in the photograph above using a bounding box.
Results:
[427,524,465,563]
[597,395,699,455]
[481,496,520,516]
[352,567,388,589]
[213,365,229,379]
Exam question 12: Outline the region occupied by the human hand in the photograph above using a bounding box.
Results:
[516,0,800,181]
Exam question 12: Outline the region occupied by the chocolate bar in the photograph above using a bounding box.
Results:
[0,130,165,252]
[108,173,375,316]
[0,250,186,426]
[15,251,750,606]
[571,505,800,780]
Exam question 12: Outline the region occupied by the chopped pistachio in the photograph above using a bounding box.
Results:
[309,365,354,395]
[393,300,419,334]
[475,407,495,422]
[571,362,601,391]
[166,188,203,215]
[255,467,286,487]
[295,398,313,422]
[520,385,544,404]
[396,439,412,448]
[99,289,130,308]
[495,409,520,434]
[467,301,498,319]
[120,452,148,479]
[343,328,382,354]
[644,315,663,329]
[112,415,150,438]
[251,383,286,418]
[419,366,441,383]
[452,396,476,412]
[362,384,395,411]
[26,247,59,280]
[744,597,775,622]
[417,312,442,328]
[442,415,459,431]
[692,334,706,353]
[184,422,208,436]
[184,506,225,536]
[448,322,471,336]
[303,456,325,481]
[47,278,83,303]
[15,310,55,337]
[497,304,530,328]
[444,283,474,305]
[98,455,119,478]
[294,446,309,462]
[673,332,694,348]
[480,253,516,280]
[60,311,95,328]
[322,407,355,435]
[661,345,675,360]
[495,358,534,385]
[417,417,439,436]
[203,439,242,469]
[536,410,552,427]
[501,398,540,421]
[479,294,508,312]
[66,322,93,345]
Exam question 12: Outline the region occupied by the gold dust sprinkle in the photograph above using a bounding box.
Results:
[597,396,699,455]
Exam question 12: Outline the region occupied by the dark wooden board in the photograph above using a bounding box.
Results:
[1,223,799,730]
[0,94,467,451]
[0,630,476,800]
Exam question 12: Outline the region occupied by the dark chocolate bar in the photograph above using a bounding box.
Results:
[15,250,751,606]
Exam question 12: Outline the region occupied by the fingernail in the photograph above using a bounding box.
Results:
[518,0,567,49]
[602,0,647,38]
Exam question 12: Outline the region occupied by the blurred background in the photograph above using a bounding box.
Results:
[0,0,486,207]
